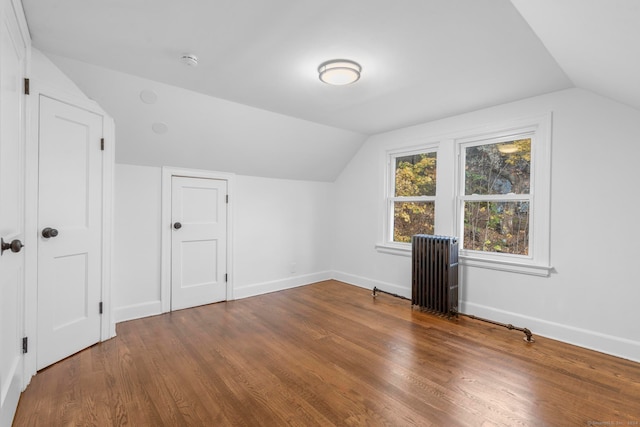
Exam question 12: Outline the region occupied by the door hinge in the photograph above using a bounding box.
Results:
[100,138,105,151]
[225,273,228,282]
[24,78,30,95]
[99,301,103,314]
[22,337,28,354]
[226,194,229,203]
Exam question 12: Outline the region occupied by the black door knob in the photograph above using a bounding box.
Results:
[1,238,24,255]
[173,222,182,230]
[42,227,59,238]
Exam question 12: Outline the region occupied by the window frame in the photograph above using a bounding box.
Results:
[454,115,552,276]
[377,143,440,255]
[376,114,552,276]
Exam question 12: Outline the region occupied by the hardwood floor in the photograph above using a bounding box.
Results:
[13,280,640,426]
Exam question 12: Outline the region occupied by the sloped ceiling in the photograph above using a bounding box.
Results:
[22,0,636,181]
[510,0,640,112]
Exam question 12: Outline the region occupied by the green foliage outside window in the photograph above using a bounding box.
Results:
[393,153,436,242]
[463,139,531,255]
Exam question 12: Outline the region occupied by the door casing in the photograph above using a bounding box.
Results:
[161,166,234,312]
[0,0,29,422]
[23,86,115,383]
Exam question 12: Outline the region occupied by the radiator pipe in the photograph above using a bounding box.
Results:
[371,287,535,343]
[371,287,411,301]
[451,310,535,343]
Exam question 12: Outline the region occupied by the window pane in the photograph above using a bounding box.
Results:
[395,152,437,197]
[393,201,434,242]
[465,139,531,195]
[463,201,529,255]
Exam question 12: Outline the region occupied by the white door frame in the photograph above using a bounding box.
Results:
[161,166,234,312]
[0,0,29,421]
[24,85,115,383]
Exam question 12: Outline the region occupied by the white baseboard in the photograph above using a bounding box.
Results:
[331,270,640,363]
[0,372,21,427]
[460,301,640,363]
[114,300,162,323]
[331,271,411,299]
[233,271,333,300]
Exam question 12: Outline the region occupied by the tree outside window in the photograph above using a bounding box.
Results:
[462,138,531,255]
[390,152,437,242]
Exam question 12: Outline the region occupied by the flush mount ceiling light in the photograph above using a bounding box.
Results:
[318,59,361,85]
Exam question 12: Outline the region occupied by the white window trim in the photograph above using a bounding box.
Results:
[376,113,553,277]
[454,114,553,276]
[377,143,440,254]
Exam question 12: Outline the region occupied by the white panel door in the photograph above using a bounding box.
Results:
[171,177,227,311]
[0,0,27,424]
[37,96,103,370]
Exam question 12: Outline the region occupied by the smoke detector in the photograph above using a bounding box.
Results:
[180,53,198,67]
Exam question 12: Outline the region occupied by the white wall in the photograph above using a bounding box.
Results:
[233,175,333,298]
[113,164,162,321]
[332,88,640,362]
[113,167,333,322]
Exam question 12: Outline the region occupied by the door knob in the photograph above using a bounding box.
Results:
[42,227,59,238]
[1,238,24,255]
[173,222,182,230]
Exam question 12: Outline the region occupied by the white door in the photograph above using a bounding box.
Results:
[0,0,27,424]
[171,177,227,311]
[36,96,103,370]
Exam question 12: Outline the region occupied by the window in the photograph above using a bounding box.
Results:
[455,115,552,275]
[377,114,551,276]
[385,148,437,244]
[461,138,531,255]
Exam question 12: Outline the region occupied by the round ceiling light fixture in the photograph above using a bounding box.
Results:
[318,59,361,85]
[180,53,198,67]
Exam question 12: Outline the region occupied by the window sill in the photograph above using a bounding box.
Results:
[375,243,411,257]
[375,243,553,276]
[460,255,552,277]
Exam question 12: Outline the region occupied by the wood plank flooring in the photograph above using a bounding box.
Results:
[13,280,640,426]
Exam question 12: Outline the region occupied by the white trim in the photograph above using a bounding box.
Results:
[114,301,162,323]
[381,142,440,246]
[160,166,235,312]
[101,116,116,339]
[454,113,552,273]
[460,255,552,277]
[233,271,332,300]
[374,243,411,257]
[24,86,115,385]
[460,302,640,363]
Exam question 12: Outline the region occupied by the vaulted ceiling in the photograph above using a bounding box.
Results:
[20,0,639,181]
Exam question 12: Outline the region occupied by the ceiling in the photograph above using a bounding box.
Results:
[19,0,639,180]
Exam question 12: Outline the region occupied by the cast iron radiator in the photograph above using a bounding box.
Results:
[411,234,459,316]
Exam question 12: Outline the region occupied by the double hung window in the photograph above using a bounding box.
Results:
[387,149,437,243]
[378,114,551,276]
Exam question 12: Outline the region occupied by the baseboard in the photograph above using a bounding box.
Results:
[114,300,162,323]
[233,271,333,300]
[331,271,411,299]
[331,271,639,363]
[0,371,21,427]
[461,301,640,363]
